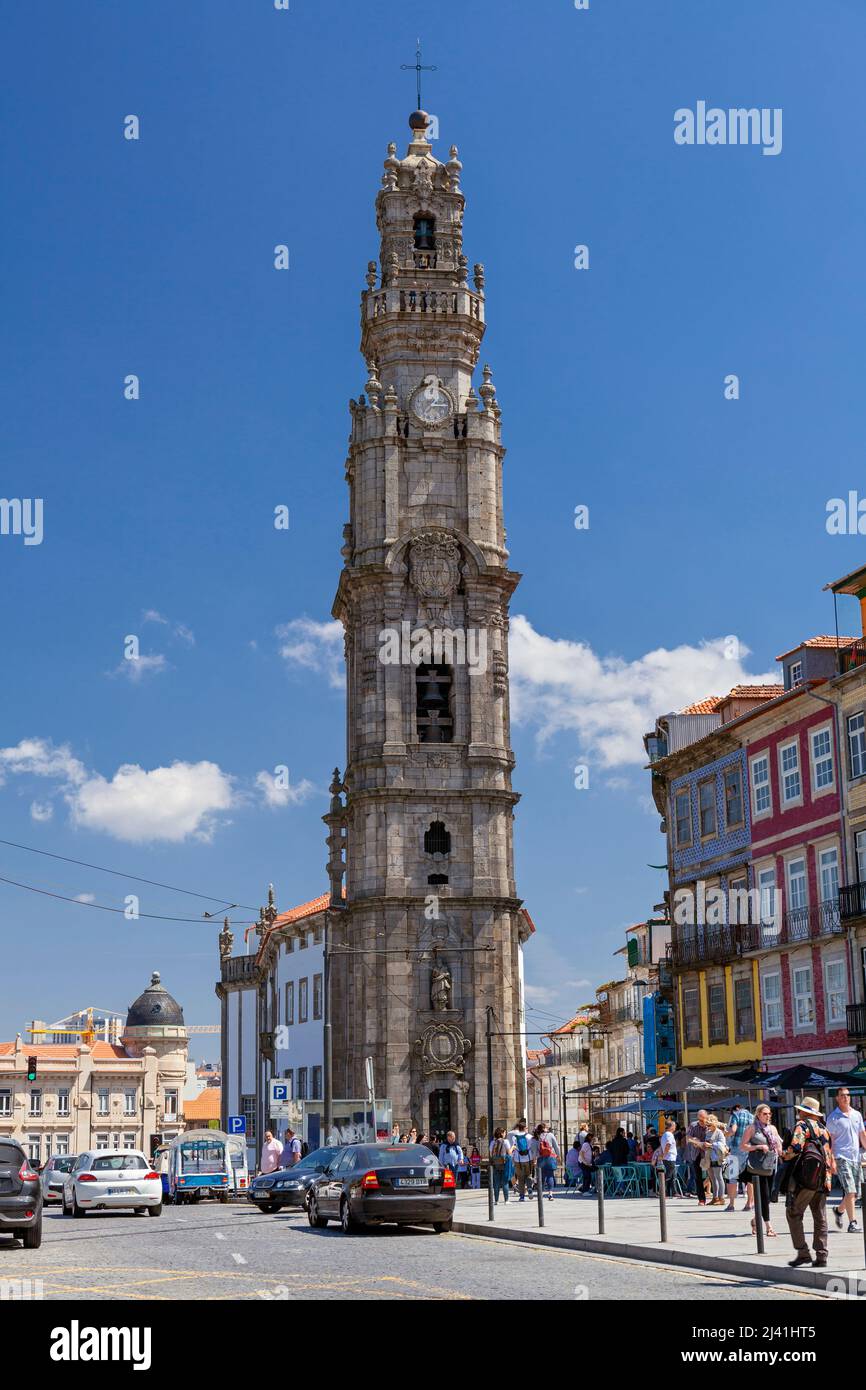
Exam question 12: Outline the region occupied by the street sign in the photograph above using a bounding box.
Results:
[227,1115,246,1135]
[270,1081,290,1105]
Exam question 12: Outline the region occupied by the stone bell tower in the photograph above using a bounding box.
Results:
[328,110,531,1140]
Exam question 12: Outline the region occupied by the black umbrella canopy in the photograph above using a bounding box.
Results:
[636,1068,741,1095]
[773,1063,864,1092]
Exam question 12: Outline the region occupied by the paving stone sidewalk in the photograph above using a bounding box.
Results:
[454,1187,866,1293]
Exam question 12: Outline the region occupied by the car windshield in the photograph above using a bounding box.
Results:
[291,1148,339,1173]
[354,1145,440,1167]
[52,1157,76,1172]
[90,1155,148,1172]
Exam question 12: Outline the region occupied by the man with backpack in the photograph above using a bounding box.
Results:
[508,1118,534,1201]
[783,1097,837,1268]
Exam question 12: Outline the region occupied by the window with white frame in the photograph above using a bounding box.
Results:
[241,1094,256,1144]
[856,829,866,884]
[122,1133,137,1150]
[57,1088,70,1117]
[298,978,308,1024]
[780,741,802,804]
[761,971,783,1033]
[55,1135,70,1156]
[163,1089,178,1118]
[787,857,808,910]
[848,712,866,780]
[811,727,834,791]
[124,1089,136,1116]
[792,964,815,1028]
[751,755,772,816]
[29,1089,42,1116]
[285,981,294,1026]
[27,1135,41,1163]
[819,846,840,904]
[0,1090,10,1116]
[313,974,323,1021]
[789,660,803,687]
[823,957,847,1028]
[758,867,778,928]
[97,1088,110,1115]
[674,789,692,846]
[96,1134,110,1150]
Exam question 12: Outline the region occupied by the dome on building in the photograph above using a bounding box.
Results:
[125,971,185,1030]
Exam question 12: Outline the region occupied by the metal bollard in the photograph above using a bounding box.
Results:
[753,1179,765,1255]
[537,1162,545,1227]
[596,1166,605,1234]
[658,1169,668,1243]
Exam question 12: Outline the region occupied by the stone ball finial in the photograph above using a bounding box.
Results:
[409,110,430,133]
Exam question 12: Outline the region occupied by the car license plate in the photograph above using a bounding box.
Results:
[397,1177,427,1187]
[108,1186,138,1195]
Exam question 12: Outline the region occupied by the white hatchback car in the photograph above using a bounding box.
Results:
[62,1150,162,1218]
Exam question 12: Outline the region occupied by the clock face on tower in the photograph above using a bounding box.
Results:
[410,375,454,428]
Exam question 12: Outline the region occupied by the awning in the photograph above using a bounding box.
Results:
[634,1068,741,1096]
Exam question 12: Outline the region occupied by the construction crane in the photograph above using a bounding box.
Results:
[27,1009,220,1044]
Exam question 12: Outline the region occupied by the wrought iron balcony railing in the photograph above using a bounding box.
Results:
[840,882,866,922]
[847,1004,866,1041]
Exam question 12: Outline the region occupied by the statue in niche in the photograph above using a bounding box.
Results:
[430,955,453,1012]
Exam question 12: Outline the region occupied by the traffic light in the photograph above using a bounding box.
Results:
[26,1055,37,1082]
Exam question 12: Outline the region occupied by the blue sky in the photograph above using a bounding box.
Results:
[2,0,865,1056]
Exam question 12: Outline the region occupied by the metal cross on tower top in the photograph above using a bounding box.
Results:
[401,38,436,111]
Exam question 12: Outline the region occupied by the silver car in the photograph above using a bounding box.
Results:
[62,1149,162,1217]
[40,1154,77,1204]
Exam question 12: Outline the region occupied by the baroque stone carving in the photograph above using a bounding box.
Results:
[409,530,461,625]
[413,1022,472,1076]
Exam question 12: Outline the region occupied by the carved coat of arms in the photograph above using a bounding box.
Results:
[409,530,461,625]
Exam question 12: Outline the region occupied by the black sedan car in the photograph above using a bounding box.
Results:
[0,1139,42,1248]
[307,1143,455,1234]
[248,1147,342,1213]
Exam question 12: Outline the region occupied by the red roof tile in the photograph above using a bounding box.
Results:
[0,1042,127,1060]
[680,696,721,715]
[775,636,857,662]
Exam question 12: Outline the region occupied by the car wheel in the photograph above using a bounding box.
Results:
[307,1193,328,1229]
[261,1201,278,1215]
[432,1218,453,1233]
[147,1204,162,1217]
[22,1221,42,1250]
[62,1191,70,1216]
[340,1198,361,1234]
[72,1193,86,1219]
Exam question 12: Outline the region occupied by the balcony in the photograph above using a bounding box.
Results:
[847,1004,866,1041]
[840,882,866,922]
[838,638,866,675]
[782,901,842,942]
[221,955,258,985]
[542,1046,589,1069]
[670,925,752,967]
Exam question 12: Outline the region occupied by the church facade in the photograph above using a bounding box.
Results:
[325,110,532,1139]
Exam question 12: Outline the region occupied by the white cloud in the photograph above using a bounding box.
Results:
[142,609,169,626]
[563,978,591,990]
[174,623,195,646]
[74,892,96,904]
[1,739,240,844]
[255,770,316,809]
[276,618,344,689]
[112,653,168,683]
[523,983,560,1008]
[73,761,234,844]
[0,738,86,787]
[509,616,777,768]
